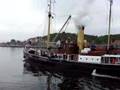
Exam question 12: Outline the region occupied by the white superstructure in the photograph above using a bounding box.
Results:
[78,55,101,64]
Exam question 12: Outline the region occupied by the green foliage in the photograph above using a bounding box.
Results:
[95,35,108,44]
[84,35,97,43]
[95,34,120,44]
[42,33,120,44]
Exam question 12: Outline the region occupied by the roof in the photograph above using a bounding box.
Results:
[103,54,120,58]
[112,40,120,45]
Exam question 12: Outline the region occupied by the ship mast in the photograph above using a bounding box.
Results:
[107,0,113,50]
[47,0,52,48]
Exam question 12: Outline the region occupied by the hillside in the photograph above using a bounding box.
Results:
[95,34,120,44]
[42,33,120,44]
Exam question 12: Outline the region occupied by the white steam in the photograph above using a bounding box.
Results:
[73,0,95,28]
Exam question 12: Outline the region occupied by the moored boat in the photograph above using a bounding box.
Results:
[23,0,120,77]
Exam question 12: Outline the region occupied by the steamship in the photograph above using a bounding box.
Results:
[24,0,120,77]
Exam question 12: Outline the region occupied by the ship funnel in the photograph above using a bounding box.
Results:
[77,25,85,52]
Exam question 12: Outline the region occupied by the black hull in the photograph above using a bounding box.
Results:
[24,52,120,77]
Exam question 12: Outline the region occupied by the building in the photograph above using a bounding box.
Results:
[112,40,120,48]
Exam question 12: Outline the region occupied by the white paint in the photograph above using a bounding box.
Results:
[78,55,101,64]
[81,48,91,54]
[102,54,120,58]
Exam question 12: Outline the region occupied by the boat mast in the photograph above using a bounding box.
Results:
[47,0,52,48]
[107,0,113,50]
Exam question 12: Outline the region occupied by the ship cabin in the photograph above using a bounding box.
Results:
[101,55,120,65]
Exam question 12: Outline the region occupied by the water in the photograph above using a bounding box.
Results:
[0,47,120,90]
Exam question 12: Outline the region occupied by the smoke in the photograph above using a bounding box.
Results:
[73,0,95,29]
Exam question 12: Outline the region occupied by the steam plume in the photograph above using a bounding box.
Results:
[74,0,95,29]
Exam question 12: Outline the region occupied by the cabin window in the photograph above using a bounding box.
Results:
[105,57,108,63]
[69,55,73,60]
[54,55,57,58]
[101,57,105,63]
[109,57,111,63]
[59,56,62,59]
[118,58,120,63]
[116,58,119,63]
[101,57,103,63]
[111,57,117,64]
[63,55,67,60]
[70,55,74,60]
[68,56,70,60]
[110,58,112,63]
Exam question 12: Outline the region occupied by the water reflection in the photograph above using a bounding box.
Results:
[23,59,120,90]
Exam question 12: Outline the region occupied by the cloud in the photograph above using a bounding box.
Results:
[0,0,119,42]
[0,0,46,42]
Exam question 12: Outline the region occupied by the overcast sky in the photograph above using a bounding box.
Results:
[0,0,119,42]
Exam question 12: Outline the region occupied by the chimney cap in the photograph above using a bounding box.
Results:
[81,25,84,30]
[77,25,85,30]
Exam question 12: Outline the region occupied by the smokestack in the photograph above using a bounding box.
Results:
[77,25,85,52]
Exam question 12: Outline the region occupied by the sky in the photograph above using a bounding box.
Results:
[0,0,119,42]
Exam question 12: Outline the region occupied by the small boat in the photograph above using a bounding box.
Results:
[24,0,120,77]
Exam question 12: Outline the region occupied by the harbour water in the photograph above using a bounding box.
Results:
[0,47,120,90]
